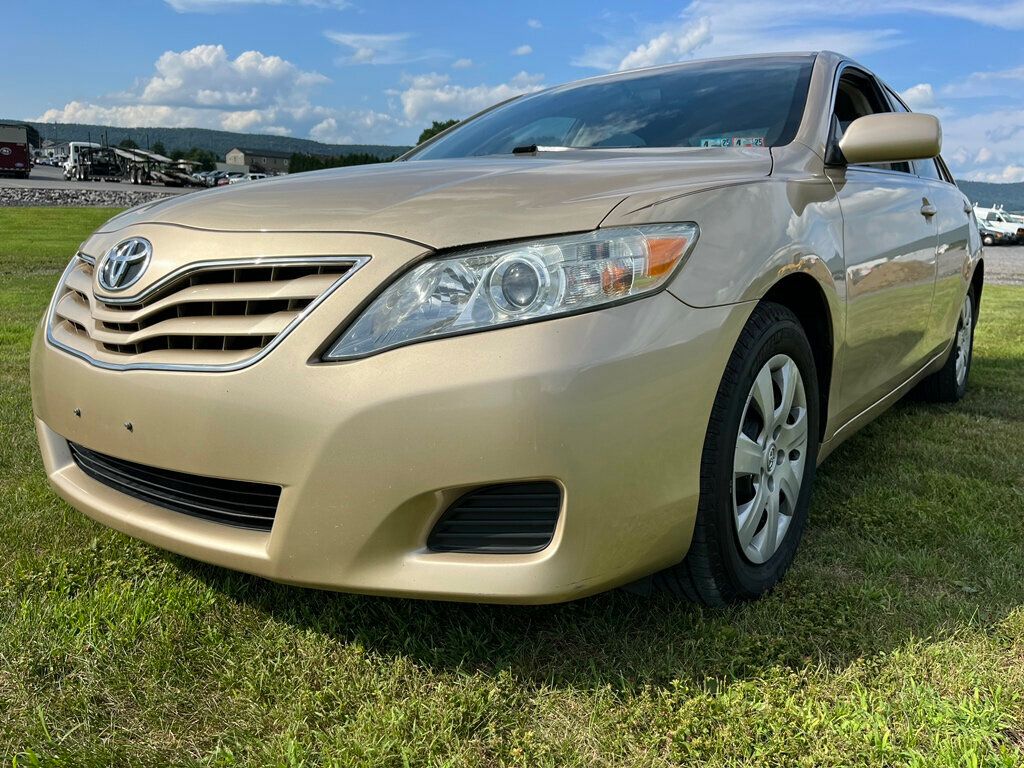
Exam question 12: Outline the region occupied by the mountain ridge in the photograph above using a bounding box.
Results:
[956,180,1024,210]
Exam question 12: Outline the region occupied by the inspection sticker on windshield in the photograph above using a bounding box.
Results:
[699,136,766,147]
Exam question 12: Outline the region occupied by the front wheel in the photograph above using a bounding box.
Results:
[656,302,820,605]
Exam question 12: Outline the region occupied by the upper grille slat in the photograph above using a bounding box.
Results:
[86,312,295,346]
[49,256,363,370]
[88,274,339,324]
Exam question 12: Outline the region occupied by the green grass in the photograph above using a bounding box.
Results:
[2,206,1024,766]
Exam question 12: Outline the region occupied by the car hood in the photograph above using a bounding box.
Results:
[99,148,772,250]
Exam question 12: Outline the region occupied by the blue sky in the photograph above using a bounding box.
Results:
[5,0,1024,181]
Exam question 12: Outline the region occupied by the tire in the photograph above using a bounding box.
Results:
[914,286,976,403]
[656,301,821,605]
[983,235,994,247]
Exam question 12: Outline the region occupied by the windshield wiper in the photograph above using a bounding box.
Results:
[511,144,645,154]
[511,144,573,154]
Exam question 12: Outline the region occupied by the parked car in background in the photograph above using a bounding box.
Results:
[229,173,268,184]
[974,205,1023,244]
[979,223,1013,246]
[216,172,245,186]
[32,52,982,606]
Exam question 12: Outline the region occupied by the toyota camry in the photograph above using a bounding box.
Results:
[31,51,983,604]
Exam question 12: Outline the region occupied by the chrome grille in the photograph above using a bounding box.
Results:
[48,255,365,370]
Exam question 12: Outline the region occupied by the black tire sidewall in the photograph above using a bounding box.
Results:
[707,311,820,599]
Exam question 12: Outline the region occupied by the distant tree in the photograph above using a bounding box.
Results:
[288,152,395,175]
[24,124,41,148]
[152,141,167,156]
[169,147,217,172]
[118,138,139,149]
[417,119,459,145]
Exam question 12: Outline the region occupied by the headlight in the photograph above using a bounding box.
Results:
[324,223,698,359]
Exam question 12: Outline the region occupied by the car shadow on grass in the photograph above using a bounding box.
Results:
[170,393,1024,694]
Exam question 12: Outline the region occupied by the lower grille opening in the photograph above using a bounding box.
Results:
[68,441,280,531]
[427,482,561,554]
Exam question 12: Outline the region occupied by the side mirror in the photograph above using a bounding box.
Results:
[837,113,942,165]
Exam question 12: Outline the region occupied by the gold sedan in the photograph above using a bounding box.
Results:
[31,51,983,604]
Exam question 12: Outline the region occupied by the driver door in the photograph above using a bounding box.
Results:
[826,68,939,426]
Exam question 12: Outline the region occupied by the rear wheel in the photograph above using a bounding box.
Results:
[656,302,820,605]
[915,287,976,403]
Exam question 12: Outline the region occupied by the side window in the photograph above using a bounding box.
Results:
[914,158,943,180]
[832,71,911,174]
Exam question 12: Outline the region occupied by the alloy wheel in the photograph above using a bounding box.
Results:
[956,293,973,388]
[733,354,809,564]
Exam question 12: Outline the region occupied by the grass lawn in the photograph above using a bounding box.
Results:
[2,206,1024,766]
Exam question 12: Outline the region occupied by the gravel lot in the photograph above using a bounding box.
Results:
[0,165,192,207]
[0,186,177,208]
[984,245,1024,286]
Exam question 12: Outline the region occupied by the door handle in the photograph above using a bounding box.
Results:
[920,202,937,218]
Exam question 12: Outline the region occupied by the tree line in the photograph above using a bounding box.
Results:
[287,120,460,174]
[288,152,399,174]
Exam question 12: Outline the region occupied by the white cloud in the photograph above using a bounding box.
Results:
[398,72,545,122]
[937,107,1024,180]
[325,30,445,65]
[617,17,712,70]
[325,31,409,64]
[527,18,542,29]
[31,43,412,144]
[34,101,214,128]
[135,45,328,108]
[512,44,533,56]
[941,65,1024,98]
[573,1,1024,72]
[166,0,349,10]
[452,58,473,69]
[967,164,1024,183]
[574,3,906,71]
[893,0,1024,30]
[900,83,935,110]
[309,110,407,143]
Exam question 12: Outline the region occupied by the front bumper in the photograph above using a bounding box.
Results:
[32,236,752,603]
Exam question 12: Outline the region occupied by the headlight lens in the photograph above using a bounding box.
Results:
[324,223,698,359]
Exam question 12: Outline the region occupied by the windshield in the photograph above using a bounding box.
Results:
[409,56,814,160]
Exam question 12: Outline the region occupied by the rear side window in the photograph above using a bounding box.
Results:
[832,71,911,174]
[914,159,943,180]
